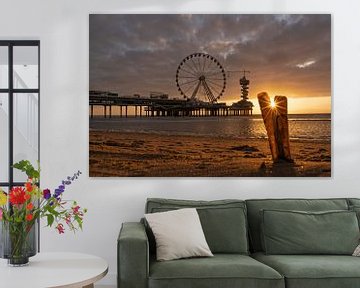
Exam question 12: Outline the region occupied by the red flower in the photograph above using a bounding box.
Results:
[24,193,31,200]
[25,182,33,192]
[26,203,34,210]
[26,214,33,221]
[56,223,65,234]
[9,187,26,205]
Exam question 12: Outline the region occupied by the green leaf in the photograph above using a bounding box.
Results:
[75,216,83,230]
[12,160,40,180]
[47,214,54,227]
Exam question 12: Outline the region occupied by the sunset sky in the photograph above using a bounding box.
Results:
[90,14,331,114]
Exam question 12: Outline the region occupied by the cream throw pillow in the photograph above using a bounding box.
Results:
[145,208,213,261]
[353,244,360,256]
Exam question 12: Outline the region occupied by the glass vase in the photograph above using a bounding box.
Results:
[0,220,37,266]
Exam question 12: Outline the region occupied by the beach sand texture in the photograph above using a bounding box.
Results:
[89,131,331,177]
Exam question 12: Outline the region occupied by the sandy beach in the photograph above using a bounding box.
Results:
[89,131,331,177]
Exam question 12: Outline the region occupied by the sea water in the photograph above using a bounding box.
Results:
[89,114,331,142]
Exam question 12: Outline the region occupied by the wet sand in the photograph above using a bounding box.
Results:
[89,131,331,177]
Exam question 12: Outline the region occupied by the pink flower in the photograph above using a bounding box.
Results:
[0,208,3,220]
[72,205,80,215]
[56,223,65,234]
[65,214,71,225]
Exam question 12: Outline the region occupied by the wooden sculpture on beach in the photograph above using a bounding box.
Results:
[257,92,292,162]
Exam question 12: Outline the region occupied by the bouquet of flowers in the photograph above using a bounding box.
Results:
[0,160,87,265]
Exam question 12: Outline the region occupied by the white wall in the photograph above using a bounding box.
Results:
[1,0,360,286]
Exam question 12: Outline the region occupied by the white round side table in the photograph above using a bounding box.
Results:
[0,252,108,288]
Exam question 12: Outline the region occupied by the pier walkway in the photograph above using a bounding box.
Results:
[89,91,253,118]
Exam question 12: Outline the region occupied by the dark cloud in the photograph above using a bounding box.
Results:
[90,14,331,101]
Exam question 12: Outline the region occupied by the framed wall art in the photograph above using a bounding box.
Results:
[89,14,331,177]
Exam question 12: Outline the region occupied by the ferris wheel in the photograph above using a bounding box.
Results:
[176,53,226,103]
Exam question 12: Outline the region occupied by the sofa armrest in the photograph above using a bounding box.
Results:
[118,222,149,288]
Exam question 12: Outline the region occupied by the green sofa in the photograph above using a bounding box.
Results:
[118,198,360,288]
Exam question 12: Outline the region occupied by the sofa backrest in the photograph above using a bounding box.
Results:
[348,198,360,207]
[145,198,249,254]
[245,198,349,252]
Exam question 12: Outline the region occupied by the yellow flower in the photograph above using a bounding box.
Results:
[0,190,7,206]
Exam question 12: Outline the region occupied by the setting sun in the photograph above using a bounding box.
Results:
[270,99,276,108]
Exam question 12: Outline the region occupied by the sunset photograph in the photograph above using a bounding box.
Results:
[89,14,331,177]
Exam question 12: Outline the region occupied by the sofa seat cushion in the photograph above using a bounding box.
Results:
[149,254,284,288]
[252,252,360,288]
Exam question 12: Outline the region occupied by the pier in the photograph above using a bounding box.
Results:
[89,91,253,118]
[89,53,255,118]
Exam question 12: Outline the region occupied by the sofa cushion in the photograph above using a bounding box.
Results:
[246,198,349,252]
[261,209,359,255]
[347,198,360,207]
[146,198,248,254]
[346,199,360,229]
[149,254,284,288]
[349,205,360,228]
[145,208,213,261]
[252,252,360,288]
